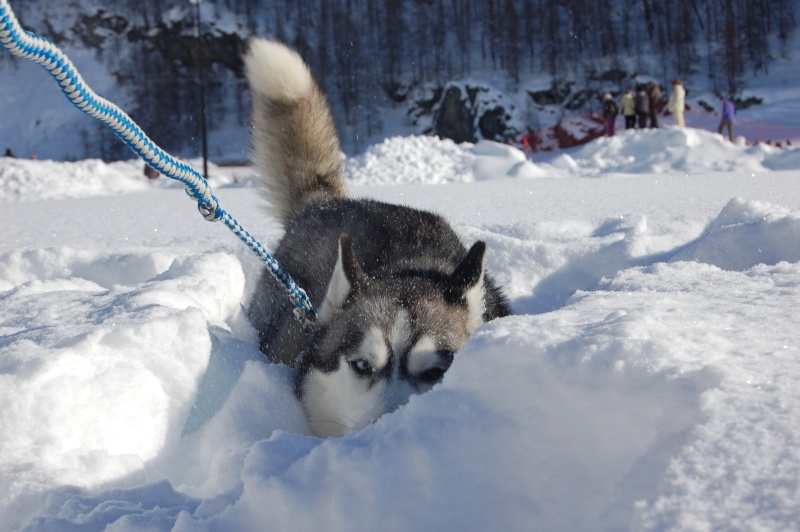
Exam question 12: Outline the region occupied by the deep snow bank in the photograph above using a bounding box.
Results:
[1,132,800,530]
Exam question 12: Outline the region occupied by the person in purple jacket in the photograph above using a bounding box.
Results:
[718,97,736,141]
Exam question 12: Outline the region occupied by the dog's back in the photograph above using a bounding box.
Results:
[244,39,510,437]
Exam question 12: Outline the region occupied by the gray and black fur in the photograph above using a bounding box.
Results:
[245,39,511,437]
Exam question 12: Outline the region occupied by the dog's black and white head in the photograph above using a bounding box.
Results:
[296,234,490,437]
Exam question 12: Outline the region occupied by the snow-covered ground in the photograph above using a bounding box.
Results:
[1,127,799,531]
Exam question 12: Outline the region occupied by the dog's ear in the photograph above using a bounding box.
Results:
[446,241,487,331]
[318,234,367,323]
[449,241,485,291]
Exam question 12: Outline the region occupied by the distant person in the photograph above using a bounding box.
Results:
[3,148,15,158]
[667,79,685,128]
[620,90,636,130]
[718,96,736,141]
[635,85,649,129]
[648,82,661,128]
[144,164,159,180]
[602,92,618,137]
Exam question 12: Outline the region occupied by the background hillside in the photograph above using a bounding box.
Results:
[0,0,797,160]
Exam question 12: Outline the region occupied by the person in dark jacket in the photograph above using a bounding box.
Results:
[602,92,618,137]
[635,85,649,129]
[648,82,661,128]
[718,97,736,141]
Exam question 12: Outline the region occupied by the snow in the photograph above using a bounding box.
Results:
[547,126,800,175]
[1,126,800,531]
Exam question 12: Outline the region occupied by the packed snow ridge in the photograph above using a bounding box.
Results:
[1,129,800,531]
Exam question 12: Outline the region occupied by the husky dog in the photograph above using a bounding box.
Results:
[244,39,511,438]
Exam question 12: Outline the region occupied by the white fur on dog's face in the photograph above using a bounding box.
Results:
[301,309,457,438]
[298,236,487,438]
[464,267,486,333]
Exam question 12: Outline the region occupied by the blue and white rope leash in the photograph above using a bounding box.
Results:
[0,0,316,323]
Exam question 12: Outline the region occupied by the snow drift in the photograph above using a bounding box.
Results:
[1,129,800,531]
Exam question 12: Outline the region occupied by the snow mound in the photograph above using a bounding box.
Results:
[546,126,799,176]
[0,158,148,201]
[1,132,800,530]
[0,249,249,499]
[344,135,475,185]
[344,136,553,185]
[671,197,800,270]
[2,130,796,202]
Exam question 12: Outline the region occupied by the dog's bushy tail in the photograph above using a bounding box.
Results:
[244,38,346,227]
